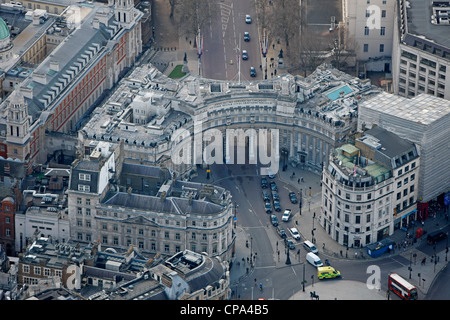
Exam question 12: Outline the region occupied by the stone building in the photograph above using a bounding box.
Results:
[67,140,235,261]
[320,126,419,247]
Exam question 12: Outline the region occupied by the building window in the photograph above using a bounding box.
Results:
[363,44,369,52]
[79,173,91,181]
[78,184,90,192]
[380,27,385,36]
[34,266,41,275]
[364,27,369,36]
[381,10,386,17]
[380,44,384,53]
[23,265,30,274]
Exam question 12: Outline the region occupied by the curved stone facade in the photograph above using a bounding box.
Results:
[81,64,382,178]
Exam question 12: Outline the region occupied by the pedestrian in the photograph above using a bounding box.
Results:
[298,178,300,184]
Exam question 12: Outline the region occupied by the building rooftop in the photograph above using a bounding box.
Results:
[81,63,381,148]
[405,0,450,50]
[359,91,450,126]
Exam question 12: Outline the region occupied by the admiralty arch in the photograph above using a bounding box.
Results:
[80,63,381,177]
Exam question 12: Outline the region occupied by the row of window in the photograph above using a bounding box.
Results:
[76,233,224,255]
[22,265,62,278]
[364,26,386,36]
[363,43,386,53]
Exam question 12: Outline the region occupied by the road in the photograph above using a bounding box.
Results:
[203,163,449,300]
[201,0,262,81]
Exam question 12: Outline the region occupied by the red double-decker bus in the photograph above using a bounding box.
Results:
[388,273,418,300]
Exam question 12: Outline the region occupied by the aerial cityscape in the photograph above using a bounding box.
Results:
[0,0,449,304]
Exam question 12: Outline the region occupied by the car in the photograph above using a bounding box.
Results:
[273,200,281,211]
[303,240,318,254]
[289,192,298,204]
[245,14,252,24]
[270,214,278,226]
[261,177,268,188]
[271,190,279,201]
[317,266,341,280]
[282,209,291,222]
[427,231,448,244]
[270,182,277,191]
[267,169,275,178]
[290,227,301,240]
[276,226,287,238]
[242,50,248,60]
[262,190,270,202]
[284,238,295,250]
[250,66,256,77]
[244,31,250,41]
[264,201,272,213]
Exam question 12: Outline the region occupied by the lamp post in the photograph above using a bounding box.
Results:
[285,245,291,265]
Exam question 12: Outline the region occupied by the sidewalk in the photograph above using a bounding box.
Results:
[275,163,449,298]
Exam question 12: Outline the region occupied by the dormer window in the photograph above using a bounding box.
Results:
[79,173,91,181]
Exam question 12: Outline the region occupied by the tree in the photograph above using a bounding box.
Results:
[175,0,217,41]
[290,27,326,77]
[328,25,358,71]
[168,0,177,19]
[267,0,305,50]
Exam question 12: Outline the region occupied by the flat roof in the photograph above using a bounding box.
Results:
[406,0,450,49]
[360,92,450,126]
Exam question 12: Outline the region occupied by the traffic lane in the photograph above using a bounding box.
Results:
[426,264,450,300]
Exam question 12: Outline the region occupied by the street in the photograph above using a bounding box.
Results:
[192,163,449,300]
[201,0,262,80]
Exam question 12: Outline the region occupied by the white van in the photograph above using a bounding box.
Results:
[303,240,318,254]
[306,252,323,267]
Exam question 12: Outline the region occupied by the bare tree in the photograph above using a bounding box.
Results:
[175,0,217,41]
[168,0,177,19]
[290,27,326,77]
[267,0,305,51]
[328,25,358,71]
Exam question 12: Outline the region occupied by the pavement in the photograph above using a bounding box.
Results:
[146,0,449,300]
[228,164,449,300]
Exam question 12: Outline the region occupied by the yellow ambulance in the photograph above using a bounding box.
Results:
[317,266,341,280]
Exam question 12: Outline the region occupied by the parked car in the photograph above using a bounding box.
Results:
[245,14,252,24]
[282,209,291,222]
[290,227,301,240]
[261,177,268,188]
[244,31,250,41]
[271,190,279,201]
[284,238,295,250]
[242,50,248,60]
[276,226,287,238]
[270,182,277,191]
[270,214,278,227]
[289,192,298,204]
[250,66,256,77]
[273,200,281,211]
[262,190,270,202]
[264,201,272,213]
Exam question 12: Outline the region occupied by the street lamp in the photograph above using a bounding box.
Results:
[285,246,291,265]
